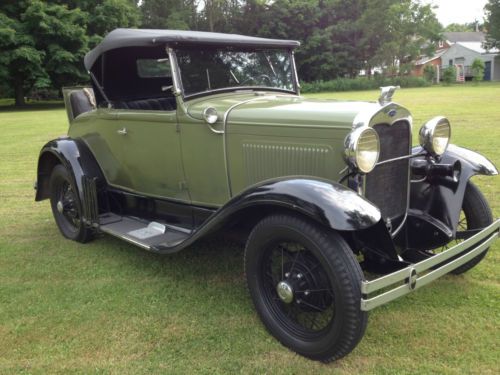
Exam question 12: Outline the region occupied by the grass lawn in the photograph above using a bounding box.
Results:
[0,83,499,374]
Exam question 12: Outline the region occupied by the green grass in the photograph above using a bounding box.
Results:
[1,83,499,374]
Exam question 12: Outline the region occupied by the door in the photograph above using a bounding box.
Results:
[484,61,492,81]
[113,109,189,202]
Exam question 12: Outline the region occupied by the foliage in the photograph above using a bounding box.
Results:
[484,0,500,49]
[300,76,430,93]
[423,64,436,82]
[441,66,456,85]
[444,22,483,32]
[471,58,485,82]
[0,0,140,104]
[1,0,444,105]
[0,1,88,106]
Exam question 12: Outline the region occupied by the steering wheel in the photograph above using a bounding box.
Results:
[239,74,273,86]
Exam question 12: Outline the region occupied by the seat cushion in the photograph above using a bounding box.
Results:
[113,97,175,111]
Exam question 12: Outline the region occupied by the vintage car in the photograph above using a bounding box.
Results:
[35,29,499,362]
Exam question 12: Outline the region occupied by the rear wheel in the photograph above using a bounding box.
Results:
[244,214,367,362]
[49,164,93,243]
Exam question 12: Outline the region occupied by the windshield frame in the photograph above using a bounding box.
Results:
[167,45,300,100]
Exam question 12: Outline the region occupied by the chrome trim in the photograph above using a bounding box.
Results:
[419,116,451,156]
[202,107,224,134]
[100,225,152,251]
[360,219,500,311]
[344,127,380,173]
[378,86,400,105]
[291,50,301,93]
[353,103,413,237]
[375,153,420,166]
[166,47,182,96]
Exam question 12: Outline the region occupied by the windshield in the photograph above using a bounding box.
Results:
[175,48,295,96]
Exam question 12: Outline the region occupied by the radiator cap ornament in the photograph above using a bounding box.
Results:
[378,86,400,105]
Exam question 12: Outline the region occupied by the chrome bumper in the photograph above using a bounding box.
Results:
[361,219,500,311]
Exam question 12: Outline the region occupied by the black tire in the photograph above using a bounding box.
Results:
[450,181,493,275]
[244,214,367,362]
[49,164,93,243]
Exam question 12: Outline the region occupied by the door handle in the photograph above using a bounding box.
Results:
[117,128,127,135]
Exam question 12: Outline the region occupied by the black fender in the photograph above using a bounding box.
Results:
[218,177,382,231]
[35,137,105,203]
[407,145,497,249]
[155,177,387,254]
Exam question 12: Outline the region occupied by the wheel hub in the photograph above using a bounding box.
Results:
[56,200,64,214]
[276,281,294,303]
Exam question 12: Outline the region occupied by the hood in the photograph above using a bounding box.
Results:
[186,92,380,129]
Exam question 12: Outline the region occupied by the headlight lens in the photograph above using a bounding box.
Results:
[419,117,451,156]
[344,128,380,173]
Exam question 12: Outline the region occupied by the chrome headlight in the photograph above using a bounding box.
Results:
[344,127,380,173]
[419,117,451,156]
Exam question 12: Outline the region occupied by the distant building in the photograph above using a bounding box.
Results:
[412,32,500,81]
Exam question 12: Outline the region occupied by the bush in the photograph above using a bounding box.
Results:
[441,66,456,85]
[423,65,436,83]
[471,58,485,82]
[300,76,430,93]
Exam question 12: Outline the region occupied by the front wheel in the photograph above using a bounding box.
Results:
[244,214,367,362]
[450,181,493,274]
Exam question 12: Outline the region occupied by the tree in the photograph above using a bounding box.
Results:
[423,64,436,83]
[0,1,88,106]
[471,58,485,82]
[484,0,500,49]
[141,0,199,30]
[370,0,442,75]
[445,22,483,32]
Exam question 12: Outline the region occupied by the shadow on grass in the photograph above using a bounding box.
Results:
[94,231,247,282]
[0,100,64,112]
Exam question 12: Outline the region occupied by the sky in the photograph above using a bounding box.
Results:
[427,0,488,26]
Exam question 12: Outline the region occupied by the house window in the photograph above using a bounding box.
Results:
[449,59,453,67]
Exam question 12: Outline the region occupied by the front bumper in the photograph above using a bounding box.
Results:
[361,219,500,311]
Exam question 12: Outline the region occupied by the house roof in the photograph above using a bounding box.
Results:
[415,49,447,65]
[456,42,499,54]
[84,28,300,70]
[443,32,485,43]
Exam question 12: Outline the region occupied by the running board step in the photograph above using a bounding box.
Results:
[99,213,191,251]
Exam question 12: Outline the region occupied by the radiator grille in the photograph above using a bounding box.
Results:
[364,121,410,220]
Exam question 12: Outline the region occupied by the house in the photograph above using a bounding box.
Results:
[413,32,500,81]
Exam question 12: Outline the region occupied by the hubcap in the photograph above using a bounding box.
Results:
[276,281,294,303]
[56,200,64,214]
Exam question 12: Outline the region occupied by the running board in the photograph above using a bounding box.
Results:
[99,213,191,251]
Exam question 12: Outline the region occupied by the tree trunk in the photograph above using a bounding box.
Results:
[14,79,25,106]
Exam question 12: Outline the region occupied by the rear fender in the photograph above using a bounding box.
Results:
[35,137,105,202]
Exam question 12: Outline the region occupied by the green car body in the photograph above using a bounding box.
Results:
[68,91,394,206]
[36,29,499,362]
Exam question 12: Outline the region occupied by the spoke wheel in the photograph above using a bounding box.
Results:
[245,214,367,362]
[262,241,336,336]
[49,164,93,243]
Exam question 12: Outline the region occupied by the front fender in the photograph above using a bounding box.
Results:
[442,144,498,176]
[35,137,105,202]
[226,177,382,231]
[155,177,383,254]
[409,145,497,244]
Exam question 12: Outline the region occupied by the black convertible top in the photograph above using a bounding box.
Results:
[84,28,300,70]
